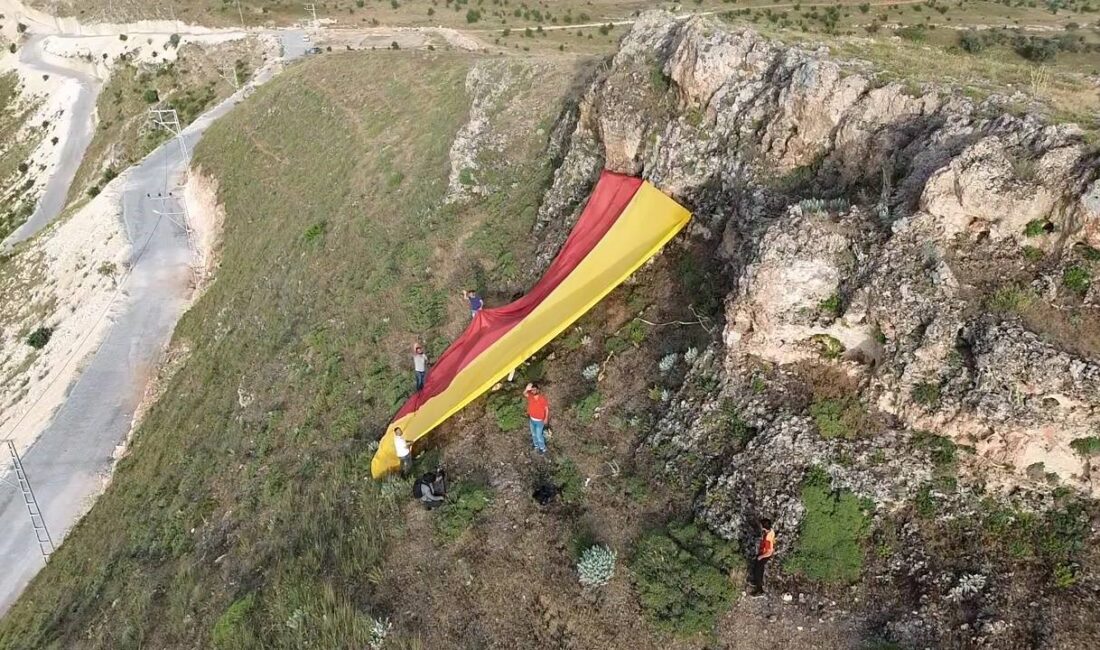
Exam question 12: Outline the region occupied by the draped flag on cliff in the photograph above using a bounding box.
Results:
[371,170,692,478]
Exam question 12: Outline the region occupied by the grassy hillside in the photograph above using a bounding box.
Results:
[65,38,266,205]
[0,50,583,648]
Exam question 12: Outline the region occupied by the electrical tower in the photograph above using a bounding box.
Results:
[3,439,56,562]
[147,108,189,160]
[305,3,318,27]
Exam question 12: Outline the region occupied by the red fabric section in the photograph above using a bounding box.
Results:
[392,170,642,421]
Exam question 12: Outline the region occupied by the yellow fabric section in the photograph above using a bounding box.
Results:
[371,182,691,478]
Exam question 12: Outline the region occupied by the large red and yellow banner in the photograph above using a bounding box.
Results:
[371,171,692,478]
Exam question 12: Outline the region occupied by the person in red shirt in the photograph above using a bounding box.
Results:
[523,382,550,454]
[750,517,776,596]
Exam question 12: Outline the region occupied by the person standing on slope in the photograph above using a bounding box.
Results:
[523,383,550,455]
[464,289,484,319]
[393,427,412,476]
[412,343,428,392]
[750,518,776,597]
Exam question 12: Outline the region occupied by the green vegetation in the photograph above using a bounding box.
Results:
[489,391,527,431]
[1069,436,1100,457]
[810,396,866,440]
[211,594,257,648]
[577,544,617,588]
[910,381,942,409]
[26,326,52,349]
[987,285,1034,313]
[1024,218,1053,237]
[819,293,842,318]
[809,333,845,360]
[979,498,1089,586]
[630,522,738,635]
[553,457,585,505]
[787,468,871,583]
[435,482,492,541]
[573,390,601,423]
[66,41,263,205]
[1062,265,1091,295]
[0,51,573,648]
[913,430,958,476]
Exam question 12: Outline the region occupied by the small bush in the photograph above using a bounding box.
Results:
[1023,219,1052,237]
[630,528,737,635]
[911,381,942,408]
[1022,246,1045,262]
[303,220,326,243]
[553,458,584,505]
[119,34,128,41]
[913,430,958,475]
[809,333,845,360]
[168,33,181,48]
[488,392,526,430]
[819,293,842,318]
[810,397,865,440]
[97,261,117,276]
[1069,436,1100,457]
[1062,265,1091,295]
[17,162,28,174]
[577,544,617,588]
[986,286,1032,313]
[574,391,601,423]
[959,30,985,53]
[436,483,491,540]
[211,594,256,648]
[142,88,160,104]
[26,326,53,349]
[787,470,871,583]
[87,185,101,198]
[466,9,481,22]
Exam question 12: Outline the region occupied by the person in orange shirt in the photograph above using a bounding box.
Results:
[523,382,550,454]
[750,518,776,597]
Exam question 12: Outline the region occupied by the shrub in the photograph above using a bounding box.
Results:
[959,30,985,53]
[27,326,53,350]
[913,430,958,475]
[436,483,491,540]
[1069,436,1100,457]
[809,333,845,360]
[168,33,181,48]
[87,185,101,198]
[810,396,865,440]
[630,529,736,635]
[786,470,871,583]
[1062,265,1090,295]
[119,34,128,41]
[986,286,1032,312]
[911,381,942,408]
[17,162,28,174]
[303,220,325,243]
[211,594,256,648]
[577,544,617,587]
[142,88,159,104]
[573,391,601,423]
[1075,244,1100,262]
[1022,245,1045,262]
[488,391,526,430]
[1023,219,1052,237]
[553,458,584,505]
[819,293,842,318]
[896,25,926,42]
[466,9,481,23]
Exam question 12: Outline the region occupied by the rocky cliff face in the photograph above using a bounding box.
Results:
[535,13,1100,648]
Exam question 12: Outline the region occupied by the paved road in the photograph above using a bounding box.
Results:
[1,35,101,249]
[0,28,308,617]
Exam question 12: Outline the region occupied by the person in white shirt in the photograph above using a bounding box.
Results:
[393,427,412,475]
[412,344,428,392]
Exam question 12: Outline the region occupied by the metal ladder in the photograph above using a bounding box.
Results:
[4,439,55,561]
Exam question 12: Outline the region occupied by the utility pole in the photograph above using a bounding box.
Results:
[235,0,245,28]
[304,3,318,27]
[150,195,195,252]
[147,108,189,160]
[3,439,56,562]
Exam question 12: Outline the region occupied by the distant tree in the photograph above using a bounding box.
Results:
[959,31,985,53]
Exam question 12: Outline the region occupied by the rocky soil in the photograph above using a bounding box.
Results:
[533,12,1100,648]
